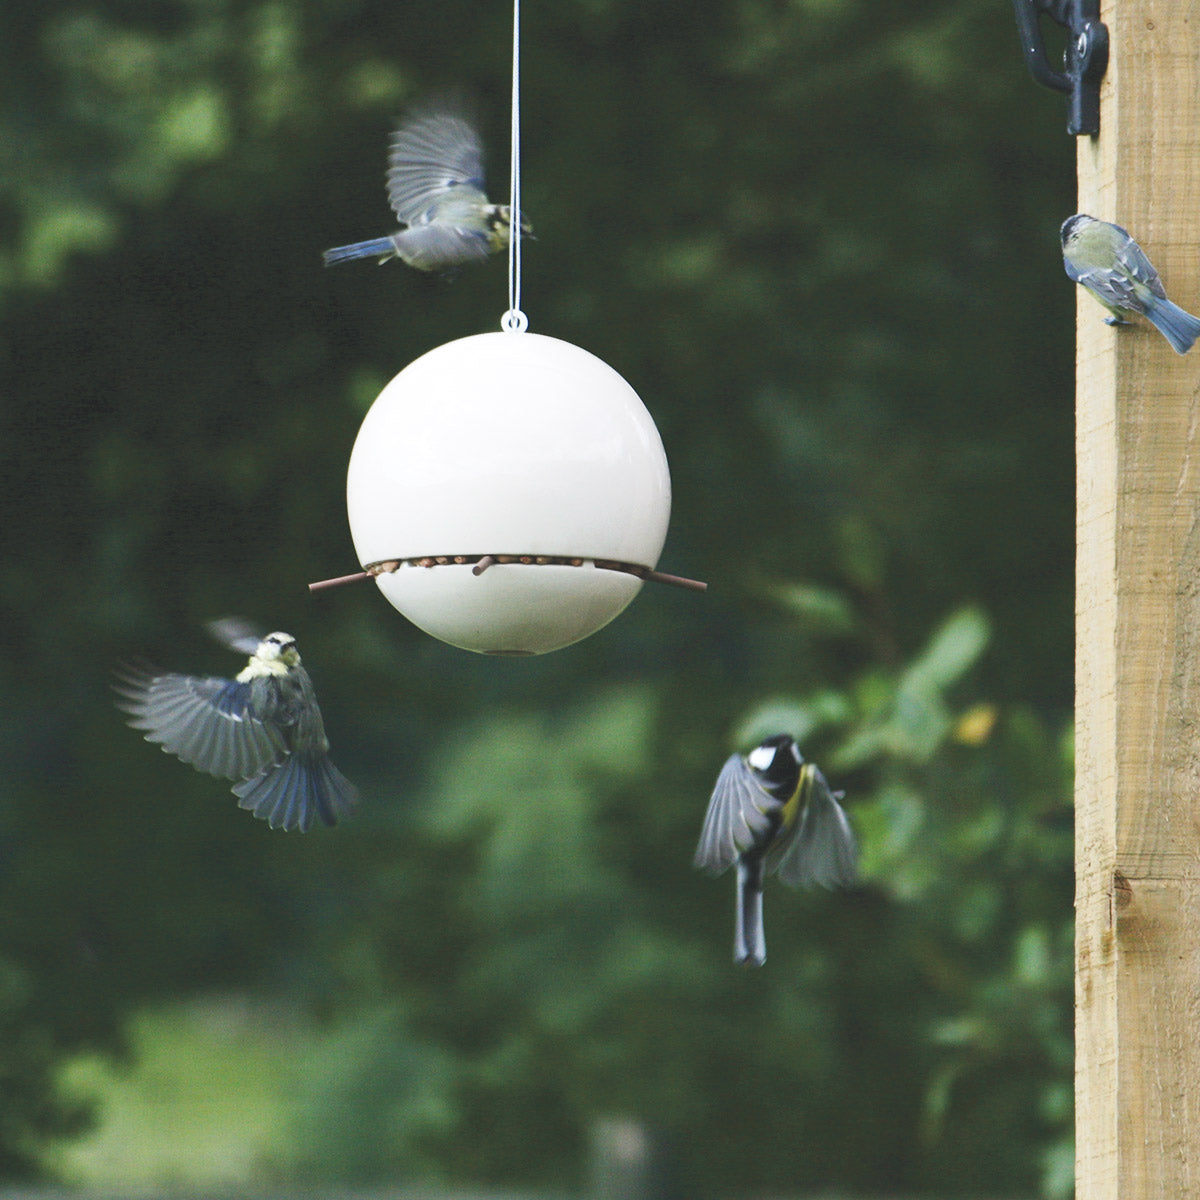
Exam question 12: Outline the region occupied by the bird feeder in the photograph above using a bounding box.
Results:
[337,330,689,655]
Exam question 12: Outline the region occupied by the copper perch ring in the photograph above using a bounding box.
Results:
[308,555,707,594]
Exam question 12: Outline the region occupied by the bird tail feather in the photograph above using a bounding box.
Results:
[322,237,397,266]
[233,755,359,832]
[1144,296,1200,355]
[735,859,766,967]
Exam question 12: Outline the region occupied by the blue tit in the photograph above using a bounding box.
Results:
[115,618,357,832]
[694,734,857,967]
[1061,213,1200,355]
[323,102,532,273]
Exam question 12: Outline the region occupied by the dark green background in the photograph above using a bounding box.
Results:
[0,0,1076,1195]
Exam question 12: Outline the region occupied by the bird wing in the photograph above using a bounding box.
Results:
[1070,223,1161,309]
[1060,254,1087,285]
[693,754,776,875]
[1111,227,1167,298]
[271,666,328,747]
[115,665,287,780]
[770,764,858,889]
[386,109,488,225]
[1070,265,1141,310]
[389,222,495,271]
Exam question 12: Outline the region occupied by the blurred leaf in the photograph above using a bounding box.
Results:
[1014,924,1052,987]
[835,514,887,590]
[953,701,998,745]
[732,689,852,748]
[763,580,859,634]
[835,605,992,768]
[1042,1135,1075,1200]
[281,1005,457,1183]
[907,606,991,688]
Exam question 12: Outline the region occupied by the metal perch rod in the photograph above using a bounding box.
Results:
[308,570,373,592]
[308,557,707,593]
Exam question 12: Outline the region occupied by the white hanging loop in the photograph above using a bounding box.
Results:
[502,0,527,333]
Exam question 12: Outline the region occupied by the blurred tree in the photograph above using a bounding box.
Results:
[294,606,1071,1198]
[0,0,1073,1194]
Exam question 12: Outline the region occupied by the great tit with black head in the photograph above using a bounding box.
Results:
[323,100,532,273]
[115,618,357,832]
[1061,213,1200,354]
[694,734,857,967]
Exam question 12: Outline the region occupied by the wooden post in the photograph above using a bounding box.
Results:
[1076,2,1200,1196]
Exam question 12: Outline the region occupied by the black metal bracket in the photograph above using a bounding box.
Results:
[1012,0,1108,136]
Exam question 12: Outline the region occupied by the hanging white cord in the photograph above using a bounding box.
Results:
[501,0,527,332]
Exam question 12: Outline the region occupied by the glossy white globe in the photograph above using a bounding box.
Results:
[346,331,672,654]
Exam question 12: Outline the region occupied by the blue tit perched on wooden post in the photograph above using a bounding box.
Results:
[694,734,857,967]
[323,102,532,273]
[116,619,357,832]
[1061,213,1200,354]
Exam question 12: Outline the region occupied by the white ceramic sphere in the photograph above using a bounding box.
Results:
[346,331,672,654]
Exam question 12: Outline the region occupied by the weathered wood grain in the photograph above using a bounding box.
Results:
[1076,4,1200,1196]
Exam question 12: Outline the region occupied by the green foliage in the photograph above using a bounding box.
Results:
[302,604,1071,1198]
[50,1000,296,1190]
[0,952,94,1179]
[0,0,1073,1194]
[279,1006,458,1184]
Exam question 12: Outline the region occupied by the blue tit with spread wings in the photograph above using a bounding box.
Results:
[323,102,531,273]
[116,618,357,832]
